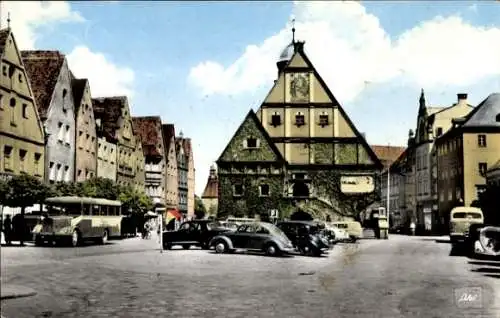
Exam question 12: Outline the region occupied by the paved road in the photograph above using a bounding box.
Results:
[1,235,499,318]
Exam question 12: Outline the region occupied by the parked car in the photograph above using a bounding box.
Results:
[449,206,483,243]
[276,221,330,256]
[331,221,363,242]
[328,225,351,243]
[472,225,500,260]
[162,220,230,250]
[209,222,294,256]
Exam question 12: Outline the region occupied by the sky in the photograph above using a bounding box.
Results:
[1,1,500,196]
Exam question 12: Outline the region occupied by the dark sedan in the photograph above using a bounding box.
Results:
[209,222,294,256]
[163,220,230,250]
[277,221,331,257]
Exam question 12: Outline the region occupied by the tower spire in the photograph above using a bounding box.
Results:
[7,12,11,29]
[291,18,296,44]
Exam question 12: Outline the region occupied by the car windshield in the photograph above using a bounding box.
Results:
[206,222,222,230]
[308,225,320,234]
[453,212,482,219]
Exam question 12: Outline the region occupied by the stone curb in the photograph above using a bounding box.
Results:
[0,285,37,300]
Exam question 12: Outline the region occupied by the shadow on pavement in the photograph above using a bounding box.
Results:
[470,267,500,274]
[483,274,500,279]
[207,250,294,258]
[449,244,468,257]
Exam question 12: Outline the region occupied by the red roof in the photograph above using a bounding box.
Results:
[202,166,218,198]
[92,96,127,142]
[132,116,164,158]
[21,50,65,120]
[370,145,406,169]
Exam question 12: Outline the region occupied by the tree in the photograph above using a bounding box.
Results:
[309,171,380,221]
[194,195,207,219]
[118,185,153,214]
[83,177,119,200]
[0,179,8,205]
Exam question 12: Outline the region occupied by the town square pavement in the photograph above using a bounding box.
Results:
[1,234,499,318]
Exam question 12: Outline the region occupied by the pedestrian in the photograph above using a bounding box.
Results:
[3,214,12,245]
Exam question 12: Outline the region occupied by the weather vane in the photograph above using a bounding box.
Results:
[7,12,11,28]
[291,18,296,43]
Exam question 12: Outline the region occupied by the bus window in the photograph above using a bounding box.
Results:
[83,205,91,216]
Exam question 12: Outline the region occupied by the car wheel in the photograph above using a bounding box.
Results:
[100,229,109,245]
[214,240,228,254]
[299,245,309,255]
[72,230,81,247]
[182,244,191,250]
[264,243,281,256]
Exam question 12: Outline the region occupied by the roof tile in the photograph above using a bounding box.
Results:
[162,124,176,152]
[132,116,164,158]
[370,145,406,169]
[21,50,65,119]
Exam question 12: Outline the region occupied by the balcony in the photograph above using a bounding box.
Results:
[146,172,163,181]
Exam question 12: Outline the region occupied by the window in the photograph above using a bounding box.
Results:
[2,65,6,76]
[9,98,16,125]
[57,122,63,141]
[56,164,63,181]
[22,103,28,118]
[49,162,56,181]
[271,112,281,126]
[34,153,42,176]
[478,134,487,148]
[8,65,14,78]
[319,112,329,126]
[78,170,82,177]
[233,184,243,196]
[3,146,13,171]
[0,94,3,110]
[19,149,27,172]
[64,166,70,182]
[295,112,305,126]
[478,162,488,176]
[245,137,258,148]
[18,73,23,83]
[259,184,270,197]
[64,125,70,144]
[436,127,443,137]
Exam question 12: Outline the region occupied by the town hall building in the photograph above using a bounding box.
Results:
[216,35,383,221]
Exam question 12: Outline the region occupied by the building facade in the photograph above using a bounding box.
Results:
[409,91,474,233]
[134,135,145,192]
[162,124,179,210]
[185,138,195,218]
[486,160,500,186]
[217,40,382,220]
[96,133,117,182]
[132,116,166,210]
[435,93,500,228]
[71,77,97,182]
[92,96,138,187]
[22,50,76,184]
[176,135,188,216]
[201,164,218,218]
[0,28,45,181]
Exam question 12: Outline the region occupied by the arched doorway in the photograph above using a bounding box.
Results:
[292,182,309,197]
[290,209,313,221]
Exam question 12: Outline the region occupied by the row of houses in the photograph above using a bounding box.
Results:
[381,91,500,234]
[0,27,196,217]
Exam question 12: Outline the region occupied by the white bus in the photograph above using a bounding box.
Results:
[32,196,123,247]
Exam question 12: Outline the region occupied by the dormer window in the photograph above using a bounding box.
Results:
[245,137,259,149]
[271,112,281,127]
[319,112,329,127]
[295,112,305,126]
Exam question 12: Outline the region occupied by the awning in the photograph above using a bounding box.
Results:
[164,209,182,223]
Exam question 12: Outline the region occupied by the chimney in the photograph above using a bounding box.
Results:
[457,93,468,105]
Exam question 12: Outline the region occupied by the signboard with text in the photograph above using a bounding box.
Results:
[340,175,375,194]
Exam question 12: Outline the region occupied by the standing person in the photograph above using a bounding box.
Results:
[410,221,416,236]
[3,214,12,245]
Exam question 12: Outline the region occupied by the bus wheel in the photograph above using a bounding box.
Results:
[72,230,81,247]
[100,229,109,245]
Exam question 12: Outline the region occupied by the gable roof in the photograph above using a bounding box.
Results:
[0,28,10,55]
[371,145,406,170]
[462,93,500,128]
[92,96,127,142]
[282,43,383,169]
[70,78,88,112]
[21,50,65,120]
[132,116,164,157]
[216,109,286,164]
[162,124,176,152]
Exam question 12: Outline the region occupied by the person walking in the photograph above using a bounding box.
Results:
[3,214,12,245]
[410,221,416,236]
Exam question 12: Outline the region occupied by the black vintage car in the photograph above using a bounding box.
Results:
[276,221,331,257]
[209,222,295,257]
[162,220,230,250]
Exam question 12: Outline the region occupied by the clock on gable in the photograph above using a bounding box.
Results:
[289,73,310,102]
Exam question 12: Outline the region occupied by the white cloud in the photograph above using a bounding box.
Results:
[67,46,135,98]
[1,1,84,49]
[188,1,500,103]
[2,1,136,98]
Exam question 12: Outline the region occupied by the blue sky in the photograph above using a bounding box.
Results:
[3,1,500,195]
